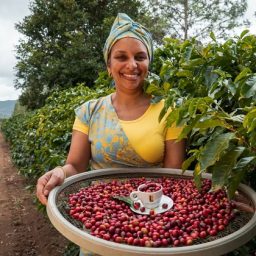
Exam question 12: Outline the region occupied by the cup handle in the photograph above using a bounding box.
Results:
[130,191,139,201]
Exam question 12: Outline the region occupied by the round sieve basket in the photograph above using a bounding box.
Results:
[47,168,256,256]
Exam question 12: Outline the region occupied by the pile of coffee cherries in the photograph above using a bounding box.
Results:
[139,183,162,192]
[68,177,236,247]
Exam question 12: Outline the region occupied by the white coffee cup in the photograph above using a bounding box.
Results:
[130,182,163,209]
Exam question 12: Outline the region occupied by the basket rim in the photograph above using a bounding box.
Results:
[47,168,256,256]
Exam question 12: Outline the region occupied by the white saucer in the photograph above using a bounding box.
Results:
[130,195,174,215]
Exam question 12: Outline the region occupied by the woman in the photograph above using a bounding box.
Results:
[36,13,185,206]
[37,12,185,256]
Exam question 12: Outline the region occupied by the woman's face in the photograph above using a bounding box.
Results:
[107,37,149,92]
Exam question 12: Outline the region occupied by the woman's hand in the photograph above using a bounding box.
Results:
[36,167,65,205]
[36,130,91,205]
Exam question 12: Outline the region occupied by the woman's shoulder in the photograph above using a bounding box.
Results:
[78,94,111,111]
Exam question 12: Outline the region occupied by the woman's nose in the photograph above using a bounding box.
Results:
[127,58,137,69]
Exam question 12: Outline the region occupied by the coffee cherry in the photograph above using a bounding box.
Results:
[140,207,146,212]
[149,209,155,215]
[162,203,168,209]
[68,177,236,247]
[133,202,140,210]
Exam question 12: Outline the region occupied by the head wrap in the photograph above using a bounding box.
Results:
[103,13,153,64]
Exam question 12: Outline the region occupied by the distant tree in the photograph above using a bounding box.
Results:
[15,0,166,109]
[148,0,250,41]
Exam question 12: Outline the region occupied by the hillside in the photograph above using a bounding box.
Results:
[0,100,16,118]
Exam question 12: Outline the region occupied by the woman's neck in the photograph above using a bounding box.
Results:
[111,90,151,120]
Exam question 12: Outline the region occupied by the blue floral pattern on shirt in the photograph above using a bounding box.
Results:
[75,94,161,170]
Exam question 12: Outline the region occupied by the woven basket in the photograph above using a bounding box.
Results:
[47,168,256,256]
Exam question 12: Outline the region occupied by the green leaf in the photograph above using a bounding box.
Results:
[234,156,255,170]
[234,67,251,83]
[223,79,236,96]
[159,106,168,122]
[193,163,202,190]
[163,82,171,92]
[210,31,216,42]
[199,133,235,171]
[204,66,219,87]
[177,125,191,140]
[176,70,193,78]
[177,115,202,140]
[195,118,228,129]
[112,195,132,206]
[240,75,256,99]
[183,45,193,61]
[145,83,162,95]
[165,108,179,127]
[182,155,196,172]
[213,69,231,78]
[210,146,245,190]
[246,118,256,133]
[227,169,246,198]
[243,108,256,129]
[188,99,197,117]
[181,58,205,68]
[240,29,249,39]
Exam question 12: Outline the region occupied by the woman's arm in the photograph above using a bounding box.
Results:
[36,130,91,205]
[163,139,186,169]
[65,130,91,175]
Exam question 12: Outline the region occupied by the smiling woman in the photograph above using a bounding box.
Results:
[36,13,186,256]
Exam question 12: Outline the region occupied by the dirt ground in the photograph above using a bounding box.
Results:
[0,132,69,256]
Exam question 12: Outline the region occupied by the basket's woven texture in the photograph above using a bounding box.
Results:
[56,173,253,246]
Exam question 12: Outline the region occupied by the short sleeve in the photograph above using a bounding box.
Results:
[73,117,88,134]
[74,102,91,125]
[73,101,93,135]
[165,125,184,140]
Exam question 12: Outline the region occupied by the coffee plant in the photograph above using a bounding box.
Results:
[1,84,112,183]
[145,30,256,198]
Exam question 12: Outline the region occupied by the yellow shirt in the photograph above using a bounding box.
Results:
[73,97,182,165]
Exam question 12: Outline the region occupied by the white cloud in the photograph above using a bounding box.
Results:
[0,78,21,100]
[234,0,256,35]
[0,0,30,101]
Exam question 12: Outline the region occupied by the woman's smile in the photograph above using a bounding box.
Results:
[121,73,140,80]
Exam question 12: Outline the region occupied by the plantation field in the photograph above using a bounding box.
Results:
[1,32,256,255]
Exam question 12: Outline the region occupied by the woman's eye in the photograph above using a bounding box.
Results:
[115,55,127,60]
[113,54,147,62]
[136,55,147,61]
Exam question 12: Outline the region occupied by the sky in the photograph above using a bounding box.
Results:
[0,0,256,101]
[0,0,31,101]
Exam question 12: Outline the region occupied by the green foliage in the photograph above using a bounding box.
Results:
[148,0,249,40]
[146,31,256,197]
[13,100,27,116]
[14,0,166,109]
[1,84,111,183]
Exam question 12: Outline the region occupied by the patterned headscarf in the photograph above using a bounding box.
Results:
[103,13,153,64]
